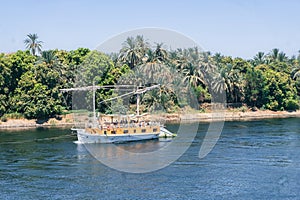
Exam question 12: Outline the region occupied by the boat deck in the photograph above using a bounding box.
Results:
[85,125,160,135]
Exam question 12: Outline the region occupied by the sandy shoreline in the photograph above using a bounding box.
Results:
[162,110,300,123]
[0,110,299,130]
[0,114,75,130]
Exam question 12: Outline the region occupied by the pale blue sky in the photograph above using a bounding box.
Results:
[1,0,300,58]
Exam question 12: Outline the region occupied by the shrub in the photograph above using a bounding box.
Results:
[1,116,7,122]
[6,113,24,119]
[285,99,299,111]
[266,100,280,111]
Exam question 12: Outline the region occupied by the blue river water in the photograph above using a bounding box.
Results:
[0,118,299,199]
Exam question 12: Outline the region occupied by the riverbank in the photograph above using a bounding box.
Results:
[159,110,300,123]
[0,110,300,129]
[0,114,74,130]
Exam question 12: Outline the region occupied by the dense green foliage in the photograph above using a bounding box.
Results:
[0,35,299,120]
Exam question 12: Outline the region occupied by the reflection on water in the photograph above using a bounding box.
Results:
[0,118,300,199]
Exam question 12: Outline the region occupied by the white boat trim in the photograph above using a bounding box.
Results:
[76,128,159,143]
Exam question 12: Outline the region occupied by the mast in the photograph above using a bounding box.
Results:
[92,81,96,128]
[136,92,140,116]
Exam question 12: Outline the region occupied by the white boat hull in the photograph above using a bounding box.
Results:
[76,129,159,143]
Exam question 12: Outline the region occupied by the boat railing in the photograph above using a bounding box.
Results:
[98,121,160,130]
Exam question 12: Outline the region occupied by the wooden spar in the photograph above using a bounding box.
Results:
[59,85,135,92]
[135,84,160,94]
[60,84,160,93]
[98,84,160,104]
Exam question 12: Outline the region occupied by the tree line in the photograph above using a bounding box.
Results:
[0,34,299,120]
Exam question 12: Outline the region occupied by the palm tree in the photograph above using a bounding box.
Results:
[24,33,43,56]
[270,48,279,61]
[213,52,223,67]
[136,35,149,56]
[139,49,163,82]
[154,43,168,62]
[278,52,287,62]
[179,47,217,88]
[172,48,190,71]
[177,48,203,87]
[168,50,181,70]
[118,35,149,69]
[219,63,244,103]
[253,52,265,65]
[39,50,58,66]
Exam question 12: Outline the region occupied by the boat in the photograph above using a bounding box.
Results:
[61,84,176,143]
[72,114,160,143]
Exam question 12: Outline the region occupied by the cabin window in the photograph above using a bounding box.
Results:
[153,128,158,132]
[142,129,146,133]
[111,130,116,134]
[134,129,136,133]
[123,130,128,134]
